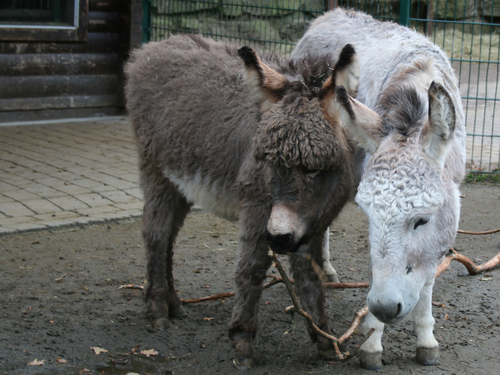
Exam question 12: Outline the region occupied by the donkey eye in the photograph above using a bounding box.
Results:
[414,218,429,230]
[304,168,320,178]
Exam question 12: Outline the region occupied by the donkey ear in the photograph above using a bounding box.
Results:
[238,46,289,112]
[327,86,384,154]
[422,81,456,167]
[321,44,359,97]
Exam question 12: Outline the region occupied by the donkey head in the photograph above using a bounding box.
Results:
[238,45,358,254]
[333,81,460,324]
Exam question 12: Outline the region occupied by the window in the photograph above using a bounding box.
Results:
[0,0,88,41]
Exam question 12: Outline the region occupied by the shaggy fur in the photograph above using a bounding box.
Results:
[125,34,357,366]
[292,8,466,370]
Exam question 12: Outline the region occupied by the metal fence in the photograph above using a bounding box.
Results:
[142,0,500,173]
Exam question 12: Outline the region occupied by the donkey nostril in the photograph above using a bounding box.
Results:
[396,302,403,318]
[268,233,294,252]
[275,233,294,249]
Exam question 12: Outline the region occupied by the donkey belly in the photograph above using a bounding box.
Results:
[163,167,240,222]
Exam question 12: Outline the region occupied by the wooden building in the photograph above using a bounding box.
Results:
[0,0,143,123]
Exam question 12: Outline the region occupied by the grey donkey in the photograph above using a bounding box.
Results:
[292,8,466,370]
[125,34,360,368]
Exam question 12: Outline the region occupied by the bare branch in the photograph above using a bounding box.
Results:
[457,228,500,235]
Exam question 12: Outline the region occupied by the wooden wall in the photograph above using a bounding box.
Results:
[0,0,135,123]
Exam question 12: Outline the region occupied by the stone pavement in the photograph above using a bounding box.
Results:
[0,117,143,234]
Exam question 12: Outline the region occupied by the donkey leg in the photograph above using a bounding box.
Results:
[321,228,340,283]
[290,232,334,358]
[228,208,272,370]
[413,279,439,365]
[141,168,190,329]
[359,311,385,371]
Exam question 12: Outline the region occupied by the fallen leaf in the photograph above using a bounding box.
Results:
[132,345,141,354]
[140,349,158,357]
[444,313,450,320]
[203,317,214,321]
[432,302,446,308]
[460,316,468,320]
[201,285,211,288]
[480,277,491,281]
[28,359,45,366]
[91,346,108,355]
[55,357,67,364]
[79,369,91,374]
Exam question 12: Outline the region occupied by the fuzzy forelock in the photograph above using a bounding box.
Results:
[254,95,344,170]
[356,139,444,222]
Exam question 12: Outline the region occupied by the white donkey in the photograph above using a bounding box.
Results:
[292,8,466,370]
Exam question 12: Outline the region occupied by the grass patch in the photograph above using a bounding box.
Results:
[465,172,500,184]
[431,29,500,62]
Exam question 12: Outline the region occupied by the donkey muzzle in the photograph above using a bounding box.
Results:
[266,231,295,254]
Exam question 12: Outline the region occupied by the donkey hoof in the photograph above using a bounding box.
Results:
[169,305,187,318]
[232,357,253,370]
[359,350,383,371]
[231,332,253,370]
[151,317,169,330]
[416,346,439,365]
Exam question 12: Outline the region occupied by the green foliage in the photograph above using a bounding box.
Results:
[465,172,500,184]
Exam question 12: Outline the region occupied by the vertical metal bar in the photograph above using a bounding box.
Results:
[399,0,410,26]
[142,0,151,44]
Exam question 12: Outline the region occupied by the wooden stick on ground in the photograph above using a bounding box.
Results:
[436,247,500,278]
[457,228,500,235]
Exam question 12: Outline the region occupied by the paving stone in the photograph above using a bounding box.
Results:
[55,183,92,195]
[0,181,17,192]
[113,201,144,211]
[32,211,81,222]
[73,193,115,208]
[2,189,40,201]
[23,199,62,214]
[0,216,40,225]
[0,195,15,204]
[122,188,143,200]
[22,184,66,198]
[2,223,46,231]
[99,190,140,204]
[76,205,120,216]
[47,196,90,211]
[0,202,35,217]
[71,178,107,189]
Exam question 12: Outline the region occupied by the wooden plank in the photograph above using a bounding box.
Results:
[89,0,120,12]
[0,33,119,54]
[89,18,119,33]
[0,95,118,111]
[0,107,124,123]
[0,75,119,99]
[0,53,119,76]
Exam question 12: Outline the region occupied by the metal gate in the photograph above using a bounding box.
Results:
[142,0,500,174]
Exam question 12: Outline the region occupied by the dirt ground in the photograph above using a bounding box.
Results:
[1,183,499,375]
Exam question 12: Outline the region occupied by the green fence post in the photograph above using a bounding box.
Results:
[399,0,411,26]
[142,0,151,44]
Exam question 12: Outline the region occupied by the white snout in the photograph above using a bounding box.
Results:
[266,204,306,253]
[367,276,420,325]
